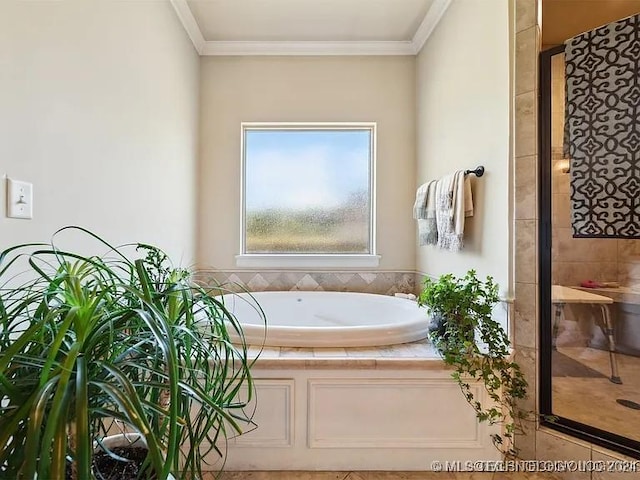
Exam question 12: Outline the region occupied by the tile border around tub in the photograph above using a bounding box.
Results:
[241,340,451,371]
[194,270,419,296]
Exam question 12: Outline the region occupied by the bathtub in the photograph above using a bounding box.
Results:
[221,291,428,347]
[212,291,503,471]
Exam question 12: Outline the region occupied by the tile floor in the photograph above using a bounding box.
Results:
[208,472,562,480]
[553,347,640,441]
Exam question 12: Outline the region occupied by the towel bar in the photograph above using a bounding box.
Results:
[464,166,485,177]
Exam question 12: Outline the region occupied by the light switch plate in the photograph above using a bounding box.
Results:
[6,178,33,219]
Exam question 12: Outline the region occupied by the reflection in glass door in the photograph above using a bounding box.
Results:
[540,46,640,457]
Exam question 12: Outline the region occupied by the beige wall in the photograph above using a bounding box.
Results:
[415,0,512,291]
[0,0,200,262]
[198,56,416,270]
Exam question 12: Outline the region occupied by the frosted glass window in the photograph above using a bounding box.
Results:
[242,124,375,254]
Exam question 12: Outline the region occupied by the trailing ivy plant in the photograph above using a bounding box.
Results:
[418,270,531,457]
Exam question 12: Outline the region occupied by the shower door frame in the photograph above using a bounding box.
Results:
[538,45,640,459]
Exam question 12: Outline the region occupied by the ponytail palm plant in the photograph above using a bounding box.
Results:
[0,227,259,479]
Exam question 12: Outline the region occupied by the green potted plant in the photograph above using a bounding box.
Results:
[418,270,530,457]
[0,227,261,479]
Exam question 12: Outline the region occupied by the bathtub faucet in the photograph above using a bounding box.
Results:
[394,292,417,301]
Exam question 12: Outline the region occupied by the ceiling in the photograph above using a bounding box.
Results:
[542,0,640,45]
[170,0,450,56]
[187,0,434,42]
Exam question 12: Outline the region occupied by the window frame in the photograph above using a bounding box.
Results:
[237,122,379,268]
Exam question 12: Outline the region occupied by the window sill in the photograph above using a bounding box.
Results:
[235,254,381,269]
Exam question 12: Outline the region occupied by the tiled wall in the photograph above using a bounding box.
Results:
[513,0,540,461]
[514,0,639,471]
[196,270,419,296]
[550,54,640,288]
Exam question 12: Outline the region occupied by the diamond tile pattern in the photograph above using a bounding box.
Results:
[196,270,419,295]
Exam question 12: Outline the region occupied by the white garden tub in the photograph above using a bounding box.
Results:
[220,291,428,347]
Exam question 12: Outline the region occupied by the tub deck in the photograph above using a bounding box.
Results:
[244,338,448,370]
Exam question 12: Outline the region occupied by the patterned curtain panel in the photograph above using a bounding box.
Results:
[564,14,640,238]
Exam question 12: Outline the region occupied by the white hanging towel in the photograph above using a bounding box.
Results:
[413,180,438,246]
[436,170,474,252]
[413,181,430,219]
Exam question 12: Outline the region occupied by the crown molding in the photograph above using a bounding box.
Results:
[411,0,452,54]
[171,0,450,57]
[169,0,205,54]
[201,40,415,56]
